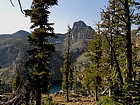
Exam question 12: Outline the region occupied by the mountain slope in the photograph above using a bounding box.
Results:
[51,20,95,80]
[0,30,30,67]
[0,21,95,83]
[63,20,95,63]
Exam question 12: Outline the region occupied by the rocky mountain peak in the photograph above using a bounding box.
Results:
[71,20,95,42]
[72,20,87,30]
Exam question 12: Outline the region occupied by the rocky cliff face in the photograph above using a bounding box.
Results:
[62,20,95,63]
[72,20,94,42]
[0,20,95,83]
[50,20,95,80]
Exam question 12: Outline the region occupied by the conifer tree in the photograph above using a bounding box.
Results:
[61,26,72,102]
[12,69,21,91]
[100,0,140,104]
[105,0,139,82]
[83,30,102,101]
[24,0,57,105]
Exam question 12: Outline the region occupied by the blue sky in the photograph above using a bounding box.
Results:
[0,0,107,34]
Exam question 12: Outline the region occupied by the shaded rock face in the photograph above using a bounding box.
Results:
[0,21,95,83]
[0,30,30,67]
[72,20,94,42]
[0,30,30,84]
[65,20,95,63]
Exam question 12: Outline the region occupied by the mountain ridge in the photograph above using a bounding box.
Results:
[0,20,95,83]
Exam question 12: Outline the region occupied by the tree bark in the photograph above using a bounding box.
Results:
[109,86,112,97]
[95,84,98,101]
[36,87,41,105]
[125,0,133,82]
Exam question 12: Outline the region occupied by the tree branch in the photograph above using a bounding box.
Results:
[118,0,125,6]
[10,0,24,14]
[10,0,15,7]
[103,30,124,86]
[18,0,24,14]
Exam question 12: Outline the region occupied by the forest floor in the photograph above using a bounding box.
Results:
[50,94,97,105]
[0,93,98,105]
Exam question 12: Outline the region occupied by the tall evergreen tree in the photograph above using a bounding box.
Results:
[83,29,102,101]
[105,0,139,82]
[100,0,140,104]
[61,26,72,102]
[24,0,57,105]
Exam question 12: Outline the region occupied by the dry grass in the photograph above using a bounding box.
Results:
[51,94,97,105]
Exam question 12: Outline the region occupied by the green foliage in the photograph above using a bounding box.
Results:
[112,82,140,105]
[98,0,140,104]
[83,63,102,89]
[97,96,115,105]
[61,26,73,101]
[61,64,67,92]
[83,32,103,101]
[12,70,21,91]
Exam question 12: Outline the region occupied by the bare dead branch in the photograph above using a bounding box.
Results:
[18,0,24,14]
[10,0,24,14]
[10,0,15,7]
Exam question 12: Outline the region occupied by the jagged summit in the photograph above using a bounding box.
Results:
[72,20,87,30]
[71,20,95,42]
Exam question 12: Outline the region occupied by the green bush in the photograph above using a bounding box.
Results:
[42,95,58,105]
[98,96,114,105]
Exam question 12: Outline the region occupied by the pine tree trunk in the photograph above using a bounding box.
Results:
[66,59,69,102]
[36,87,41,105]
[65,82,69,102]
[65,28,71,102]
[125,0,133,82]
[109,86,112,97]
[25,91,30,105]
[95,84,98,101]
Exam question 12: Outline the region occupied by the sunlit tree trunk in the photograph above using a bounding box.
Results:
[94,84,98,101]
